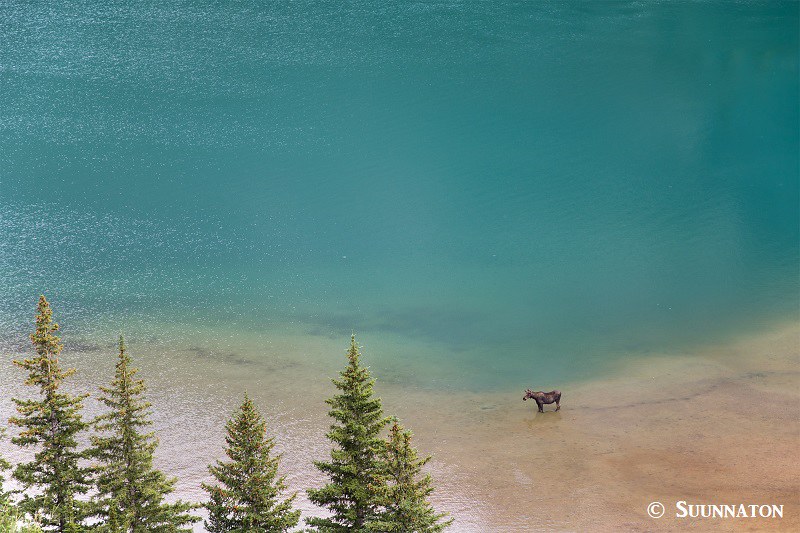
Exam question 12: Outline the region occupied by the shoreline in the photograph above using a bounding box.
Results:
[395,321,799,531]
[0,322,797,531]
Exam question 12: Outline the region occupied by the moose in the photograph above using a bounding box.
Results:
[523,389,561,412]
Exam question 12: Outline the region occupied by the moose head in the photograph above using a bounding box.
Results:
[522,389,535,401]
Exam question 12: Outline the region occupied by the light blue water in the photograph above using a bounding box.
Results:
[1,1,798,389]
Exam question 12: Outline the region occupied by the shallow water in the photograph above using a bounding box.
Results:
[1,323,797,531]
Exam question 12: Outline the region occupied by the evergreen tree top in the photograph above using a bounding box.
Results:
[326,335,385,426]
[368,419,453,532]
[203,393,299,532]
[307,335,390,532]
[94,334,151,427]
[334,334,370,382]
[91,334,197,531]
[10,295,93,531]
[14,295,78,392]
[32,294,60,352]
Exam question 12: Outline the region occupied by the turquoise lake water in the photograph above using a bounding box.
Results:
[1,1,798,389]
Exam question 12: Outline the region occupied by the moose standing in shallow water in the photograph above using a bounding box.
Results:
[523,389,561,412]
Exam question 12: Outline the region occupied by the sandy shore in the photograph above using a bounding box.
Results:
[1,323,797,531]
[389,322,800,532]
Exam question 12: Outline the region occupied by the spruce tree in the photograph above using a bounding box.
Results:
[9,295,92,532]
[306,335,390,532]
[202,393,300,532]
[0,428,11,506]
[91,335,197,532]
[367,421,452,532]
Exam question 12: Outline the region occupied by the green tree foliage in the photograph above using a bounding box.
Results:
[0,502,45,533]
[9,295,92,532]
[0,428,12,506]
[202,393,300,532]
[367,421,452,532]
[91,335,197,532]
[306,335,390,532]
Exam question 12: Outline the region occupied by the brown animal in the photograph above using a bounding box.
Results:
[523,389,561,412]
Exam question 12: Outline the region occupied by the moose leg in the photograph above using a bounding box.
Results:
[536,400,544,413]
[555,399,560,411]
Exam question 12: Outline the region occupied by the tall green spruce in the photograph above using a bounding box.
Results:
[91,335,197,532]
[306,335,390,532]
[368,421,452,532]
[10,295,92,532]
[202,393,300,532]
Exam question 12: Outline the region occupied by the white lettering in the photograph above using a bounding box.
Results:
[676,501,688,518]
[670,501,783,519]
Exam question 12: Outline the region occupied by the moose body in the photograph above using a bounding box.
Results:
[523,389,561,412]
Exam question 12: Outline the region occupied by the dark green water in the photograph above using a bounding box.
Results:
[1,1,798,389]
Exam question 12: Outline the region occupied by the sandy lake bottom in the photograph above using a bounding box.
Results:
[1,323,798,532]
